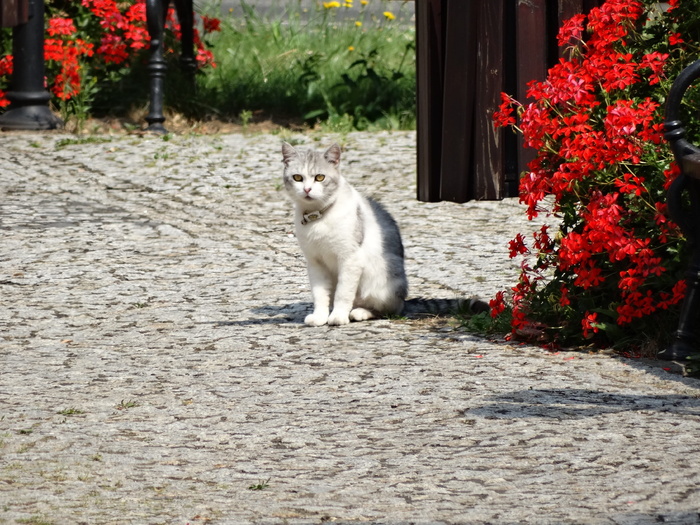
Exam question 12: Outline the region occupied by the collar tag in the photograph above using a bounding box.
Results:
[302,210,323,225]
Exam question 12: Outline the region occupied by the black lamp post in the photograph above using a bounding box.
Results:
[0,0,62,130]
[659,58,700,361]
[144,0,195,133]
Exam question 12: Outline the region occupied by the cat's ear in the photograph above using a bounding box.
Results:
[324,143,341,167]
[282,142,298,166]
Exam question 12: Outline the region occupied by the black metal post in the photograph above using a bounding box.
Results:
[0,0,62,130]
[144,0,194,133]
[174,0,196,72]
[659,59,700,361]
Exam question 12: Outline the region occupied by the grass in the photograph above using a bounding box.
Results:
[115,400,139,411]
[17,516,54,525]
[248,477,271,491]
[54,137,113,149]
[162,0,416,130]
[57,408,85,416]
[456,308,513,339]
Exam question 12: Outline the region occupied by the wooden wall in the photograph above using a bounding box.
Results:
[416,0,605,203]
[1,0,29,28]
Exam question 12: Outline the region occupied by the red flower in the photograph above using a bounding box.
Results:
[202,16,221,33]
[493,92,519,128]
[48,17,76,36]
[582,311,599,339]
[639,51,669,85]
[98,34,129,64]
[0,55,12,77]
[489,291,507,319]
[559,285,571,307]
[508,233,529,258]
[557,14,586,47]
[669,33,684,46]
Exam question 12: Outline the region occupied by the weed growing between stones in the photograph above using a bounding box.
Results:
[115,400,139,411]
[248,477,271,491]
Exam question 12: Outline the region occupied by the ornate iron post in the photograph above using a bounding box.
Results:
[659,58,700,361]
[0,0,62,130]
[144,0,195,133]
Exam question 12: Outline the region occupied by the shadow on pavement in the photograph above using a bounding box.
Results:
[467,388,700,420]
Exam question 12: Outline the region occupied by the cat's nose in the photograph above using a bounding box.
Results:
[304,187,312,194]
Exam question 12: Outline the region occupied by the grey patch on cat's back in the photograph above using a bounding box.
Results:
[369,198,404,259]
[367,198,408,301]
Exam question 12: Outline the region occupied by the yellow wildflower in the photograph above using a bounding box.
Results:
[383,11,395,20]
[361,0,368,4]
[348,46,355,51]
[323,1,341,8]
[355,20,362,27]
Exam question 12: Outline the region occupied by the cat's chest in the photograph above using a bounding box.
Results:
[295,208,363,256]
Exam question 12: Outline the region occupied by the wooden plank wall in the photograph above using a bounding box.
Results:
[0,0,29,28]
[416,0,604,203]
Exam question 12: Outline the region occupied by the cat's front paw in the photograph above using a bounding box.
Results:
[350,307,375,321]
[327,311,350,326]
[305,313,329,326]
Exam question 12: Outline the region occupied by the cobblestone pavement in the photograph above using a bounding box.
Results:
[1,130,700,525]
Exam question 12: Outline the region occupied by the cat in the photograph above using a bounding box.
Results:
[281,141,408,326]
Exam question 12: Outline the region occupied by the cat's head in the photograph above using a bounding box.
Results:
[282,142,342,207]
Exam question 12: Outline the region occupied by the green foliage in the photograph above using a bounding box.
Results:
[459,310,513,338]
[196,0,416,129]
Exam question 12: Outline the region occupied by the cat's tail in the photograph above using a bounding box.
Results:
[401,297,490,318]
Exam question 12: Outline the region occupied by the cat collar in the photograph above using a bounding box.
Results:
[301,203,333,225]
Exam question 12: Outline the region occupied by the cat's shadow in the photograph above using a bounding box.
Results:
[212,298,473,327]
[213,303,312,327]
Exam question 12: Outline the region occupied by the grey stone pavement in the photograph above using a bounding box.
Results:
[1,129,700,525]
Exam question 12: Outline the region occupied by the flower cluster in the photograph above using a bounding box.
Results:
[0,0,220,108]
[45,16,94,100]
[323,0,370,8]
[491,0,700,350]
[322,0,395,27]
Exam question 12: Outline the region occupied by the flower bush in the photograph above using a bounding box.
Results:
[492,0,700,351]
[0,0,220,114]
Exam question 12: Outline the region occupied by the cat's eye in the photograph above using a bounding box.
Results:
[292,174,303,182]
[315,174,325,182]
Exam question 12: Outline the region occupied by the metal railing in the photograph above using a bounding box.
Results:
[660,58,700,361]
[0,0,195,132]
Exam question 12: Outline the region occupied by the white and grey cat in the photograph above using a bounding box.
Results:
[282,142,408,326]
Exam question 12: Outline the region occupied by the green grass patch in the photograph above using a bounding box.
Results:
[182,0,416,130]
[457,309,512,339]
